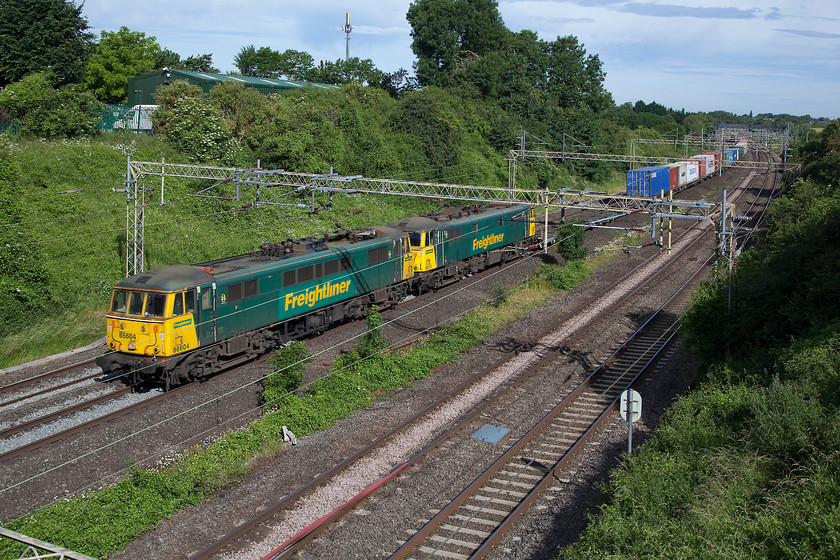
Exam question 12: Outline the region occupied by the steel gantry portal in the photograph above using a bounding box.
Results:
[123,159,716,276]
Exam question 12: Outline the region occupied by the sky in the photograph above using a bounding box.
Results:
[79,0,839,119]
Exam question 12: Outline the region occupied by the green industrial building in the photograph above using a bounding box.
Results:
[127,69,338,105]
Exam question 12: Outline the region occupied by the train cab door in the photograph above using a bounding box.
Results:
[197,283,217,345]
[401,237,415,280]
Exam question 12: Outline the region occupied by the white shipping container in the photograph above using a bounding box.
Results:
[681,161,700,184]
[690,154,715,176]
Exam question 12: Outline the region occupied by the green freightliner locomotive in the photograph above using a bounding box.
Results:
[97,205,538,389]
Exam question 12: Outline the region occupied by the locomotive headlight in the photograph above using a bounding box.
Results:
[141,325,146,333]
[128,342,136,350]
[120,322,125,330]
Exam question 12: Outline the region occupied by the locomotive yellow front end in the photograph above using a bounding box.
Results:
[97,265,214,384]
[105,288,199,358]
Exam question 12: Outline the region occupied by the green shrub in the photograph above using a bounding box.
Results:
[538,261,590,290]
[554,221,588,261]
[0,72,103,138]
[263,341,310,406]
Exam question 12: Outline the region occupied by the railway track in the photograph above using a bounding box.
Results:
[390,280,697,560]
[194,150,779,559]
[0,358,103,407]
[189,207,719,559]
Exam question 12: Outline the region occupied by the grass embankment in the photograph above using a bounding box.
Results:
[0,135,432,368]
[565,123,840,559]
[0,259,590,559]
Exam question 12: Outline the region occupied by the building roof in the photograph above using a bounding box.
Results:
[127,69,338,105]
[159,69,338,90]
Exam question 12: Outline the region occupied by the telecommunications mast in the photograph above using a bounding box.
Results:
[343,12,355,61]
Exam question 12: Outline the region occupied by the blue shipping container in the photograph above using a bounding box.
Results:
[627,166,671,197]
[724,148,738,163]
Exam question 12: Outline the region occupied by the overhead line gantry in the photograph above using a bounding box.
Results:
[124,159,715,276]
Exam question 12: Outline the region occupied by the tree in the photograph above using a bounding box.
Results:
[407,0,509,87]
[233,45,259,76]
[154,48,181,70]
[276,49,314,80]
[234,46,313,79]
[375,68,419,98]
[0,0,94,87]
[208,81,270,140]
[180,54,219,73]
[150,79,204,135]
[0,72,103,137]
[85,26,161,103]
[543,35,612,112]
[304,58,383,86]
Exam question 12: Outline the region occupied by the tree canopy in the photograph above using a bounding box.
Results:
[0,0,93,87]
[407,0,509,88]
[84,26,161,103]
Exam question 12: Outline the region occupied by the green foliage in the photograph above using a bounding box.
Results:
[538,261,591,290]
[234,45,315,79]
[179,53,218,73]
[263,341,310,406]
[554,221,587,262]
[0,72,103,137]
[85,26,161,103]
[567,123,840,560]
[208,81,271,140]
[797,119,840,186]
[163,96,241,164]
[0,0,93,87]
[359,306,390,358]
[684,133,840,368]
[0,158,54,337]
[393,88,463,177]
[407,0,510,88]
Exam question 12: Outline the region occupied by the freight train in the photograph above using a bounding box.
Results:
[626,143,746,197]
[97,205,539,389]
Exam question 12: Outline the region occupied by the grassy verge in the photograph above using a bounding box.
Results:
[0,259,590,559]
[566,331,840,559]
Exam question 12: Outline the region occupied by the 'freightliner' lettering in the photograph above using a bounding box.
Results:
[472,233,504,251]
[284,280,352,311]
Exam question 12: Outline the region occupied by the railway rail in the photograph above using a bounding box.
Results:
[193,148,777,559]
[390,275,699,560]
[190,205,719,559]
[0,147,776,552]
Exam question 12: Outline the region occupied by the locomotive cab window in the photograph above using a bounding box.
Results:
[408,231,424,248]
[185,290,196,314]
[145,293,167,317]
[111,289,128,313]
[173,292,184,316]
[201,289,212,310]
[128,291,145,315]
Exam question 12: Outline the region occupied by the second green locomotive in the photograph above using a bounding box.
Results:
[96,205,538,389]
